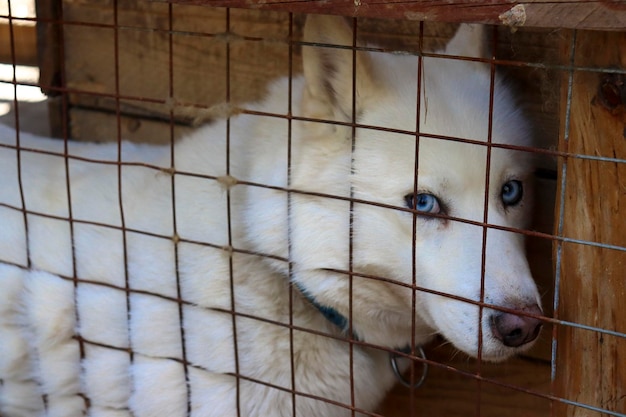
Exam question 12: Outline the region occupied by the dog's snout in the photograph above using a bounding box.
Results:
[490,304,543,348]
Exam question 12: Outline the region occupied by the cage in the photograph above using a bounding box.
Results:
[0,0,624,416]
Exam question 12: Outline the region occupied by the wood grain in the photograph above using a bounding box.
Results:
[59,3,297,124]
[553,29,626,417]
[161,0,626,31]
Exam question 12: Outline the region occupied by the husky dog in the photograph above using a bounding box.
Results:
[0,15,542,417]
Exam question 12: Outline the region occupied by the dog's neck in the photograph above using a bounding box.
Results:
[293,282,358,341]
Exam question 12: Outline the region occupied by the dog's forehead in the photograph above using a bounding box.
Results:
[418,138,487,187]
[354,52,532,194]
[366,52,530,148]
[354,130,529,196]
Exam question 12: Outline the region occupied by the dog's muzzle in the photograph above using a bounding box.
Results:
[490,304,543,348]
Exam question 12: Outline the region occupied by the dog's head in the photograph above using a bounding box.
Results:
[249,15,542,362]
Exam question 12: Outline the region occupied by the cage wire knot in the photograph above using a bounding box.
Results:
[389,346,428,389]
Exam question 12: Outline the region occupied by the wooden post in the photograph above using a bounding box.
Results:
[554,29,626,416]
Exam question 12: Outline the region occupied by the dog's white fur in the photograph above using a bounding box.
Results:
[0,16,540,417]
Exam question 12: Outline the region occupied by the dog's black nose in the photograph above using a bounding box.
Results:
[490,304,543,348]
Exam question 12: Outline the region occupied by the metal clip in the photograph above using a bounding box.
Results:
[389,346,428,389]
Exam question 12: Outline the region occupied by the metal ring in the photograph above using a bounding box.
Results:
[389,346,428,389]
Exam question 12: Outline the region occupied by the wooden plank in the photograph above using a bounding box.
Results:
[0,23,37,66]
[162,0,626,31]
[0,0,37,66]
[68,107,193,144]
[553,29,626,417]
[60,2,297,125]
[35,0,64,96]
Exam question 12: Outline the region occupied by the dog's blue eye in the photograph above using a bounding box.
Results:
[405,193,441,214]
[501,180,523,206]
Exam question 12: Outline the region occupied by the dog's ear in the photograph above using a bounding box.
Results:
[444,24,489,59]
[301,14,378,124]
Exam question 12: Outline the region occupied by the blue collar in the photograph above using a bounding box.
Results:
[294,282,358,340]
[295,282,430,389]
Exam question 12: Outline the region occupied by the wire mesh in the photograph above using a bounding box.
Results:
[0,2,625,417]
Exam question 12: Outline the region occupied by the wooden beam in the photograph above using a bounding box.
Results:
[161,0,626,31]
[553,29,626,416]
[35,0,64,97]
[0,23,37,66]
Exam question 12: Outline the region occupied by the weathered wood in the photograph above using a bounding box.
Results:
[162,0,626,31]
[554,29,626,417]
[68,107,193,144]
[60,2,299,127]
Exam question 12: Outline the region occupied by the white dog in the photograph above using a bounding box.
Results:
[0,15,542,417]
